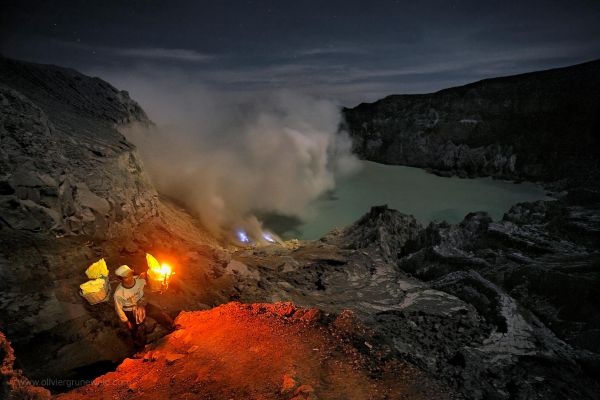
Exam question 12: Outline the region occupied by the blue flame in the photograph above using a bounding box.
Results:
[236,229,250,243]
[262,232,276,243]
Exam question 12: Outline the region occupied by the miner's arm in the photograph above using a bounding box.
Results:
[114,293,129,323]
[137,276,148,306]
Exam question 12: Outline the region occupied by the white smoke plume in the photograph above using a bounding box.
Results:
[108,70,360,242]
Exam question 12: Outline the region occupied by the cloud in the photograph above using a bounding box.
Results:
[295,45,369,57]
[168,40,600,92]
[14,34,600,107]
[48,39,217,63]
[112,47,216,62]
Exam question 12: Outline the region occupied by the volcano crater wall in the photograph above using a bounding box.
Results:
[343,59,600,185]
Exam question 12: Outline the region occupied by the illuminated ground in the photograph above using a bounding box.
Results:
[56,302,453,400]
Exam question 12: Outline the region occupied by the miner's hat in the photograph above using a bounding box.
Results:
[115,265,134,277]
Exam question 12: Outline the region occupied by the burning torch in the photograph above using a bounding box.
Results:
[145,253,174,293]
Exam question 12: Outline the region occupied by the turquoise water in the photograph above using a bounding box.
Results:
[272,161,552,240]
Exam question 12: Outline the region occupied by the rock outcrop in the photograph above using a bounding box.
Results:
[227,199,600,399]
[1,331,50,399]
[0,56,158,238]
[343,59,600,184]
[338,60,600,398]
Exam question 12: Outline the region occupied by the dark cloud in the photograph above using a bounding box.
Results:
[1,0,599,104]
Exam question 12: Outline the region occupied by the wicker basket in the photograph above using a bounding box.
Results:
[147,276,165,292]
[80,277,111,305]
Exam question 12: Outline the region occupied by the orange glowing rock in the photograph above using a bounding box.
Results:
[57,302,452,400]
[281,374,298,395]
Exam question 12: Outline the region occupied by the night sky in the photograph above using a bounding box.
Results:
[2,0,599,105]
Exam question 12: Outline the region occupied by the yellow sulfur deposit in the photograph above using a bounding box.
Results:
[80,278,107,295]
[85,258,109,279]
[146,253,161,270]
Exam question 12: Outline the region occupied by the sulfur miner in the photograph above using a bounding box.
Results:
[114,265,178,348]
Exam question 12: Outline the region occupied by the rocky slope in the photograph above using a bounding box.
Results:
[57,302,451,400]
[228,197,600,399]
[0,55,158,237]
[343,59,600,184]
[0,56,233,388]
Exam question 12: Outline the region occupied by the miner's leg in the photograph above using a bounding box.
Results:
[134,323,147,348]
[145,302,176,331]
[124,310,146,348]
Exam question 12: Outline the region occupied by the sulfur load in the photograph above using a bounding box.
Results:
[85,258,109,279]
[80,278,107,295]
[146,253,160,270]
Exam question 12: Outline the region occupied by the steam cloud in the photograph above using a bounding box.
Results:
[109,70,360,242]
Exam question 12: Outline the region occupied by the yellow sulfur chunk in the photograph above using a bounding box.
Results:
[85,258,109,279]
[80,278,107,295]
[146,253,161,270]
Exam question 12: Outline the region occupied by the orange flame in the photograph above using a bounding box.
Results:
[146,253,174,290]
[155,262,172,277]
